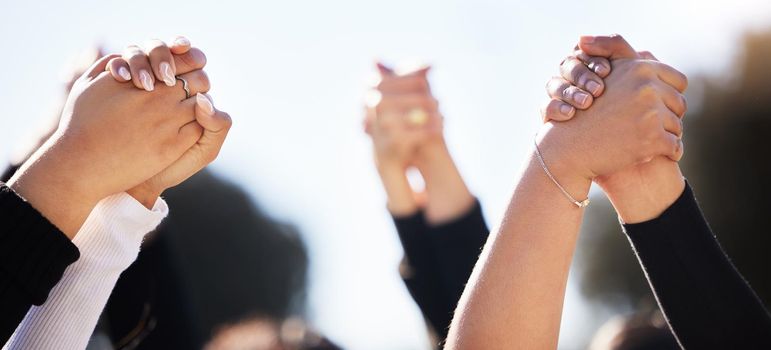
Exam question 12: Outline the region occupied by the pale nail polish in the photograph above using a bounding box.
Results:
[174,36,191,47]
[160,62,176,86]
[118,67,131,81]
[139,70,154,91]
[574,91,590,105]
[586,81,601,95]
[196,93,214,115]
[560,104,573,115]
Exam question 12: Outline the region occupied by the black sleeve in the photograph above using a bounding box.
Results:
[0,183,80,345]
[623,183,771,349]
[394,201,489,345]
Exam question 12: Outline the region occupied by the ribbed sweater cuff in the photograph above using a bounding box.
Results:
[0,184,79,305]
[73,192,168,271]
[4,192,168,350]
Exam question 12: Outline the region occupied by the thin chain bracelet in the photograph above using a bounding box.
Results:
[533,137,590,208]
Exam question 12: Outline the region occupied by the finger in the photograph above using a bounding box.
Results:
[541,98,575,122]
[395,65,431,78]
[176,121,205,153]
[658,131,684,162]
[560,56,605,97]
[194,93,232,133]
[144,39,177,87]
[545,77,592,110]
[376,62,395,77]
[173,47,207,75]
[657,82,687,118]
[657,103,684,138]
[176,70,210,96]
[638,51,658,61]
[123,45,155,91]
[375,94,438,115]
[376,75,430,94]
[83,54,121,80]
[107,57,132,82]
[170,36,192,55]
[650,61,688,93]
[574,50,612,78]
[578,34,640,60]
[174,94,232,167]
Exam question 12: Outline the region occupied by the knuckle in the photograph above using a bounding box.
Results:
[609,33,625,43]
[636,81,657,98]
[634,61,656,77]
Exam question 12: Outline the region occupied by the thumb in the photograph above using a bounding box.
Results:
[376,62,395,77]
[173,48,208,75]
[638,50,659,61]
[194,93,233,162]
[577,34,641,60]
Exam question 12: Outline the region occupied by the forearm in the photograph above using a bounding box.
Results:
[377,161,419,216]
[446,137,590,349]
[602,157,685,224]
[0,184,79,345]
[4,193,167,350]
[622,183,771,348]
[416,141,475,225]
[7,140,99,238]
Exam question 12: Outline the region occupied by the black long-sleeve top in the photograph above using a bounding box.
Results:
[0,183,80,345]
[392,201,489,346]
[623,183,771,349]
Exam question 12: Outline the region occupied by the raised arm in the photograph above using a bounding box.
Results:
[446,42,685,348]
[574,35,771,349]
[4,38,232,350]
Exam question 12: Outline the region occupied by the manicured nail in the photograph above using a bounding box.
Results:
[196,93,214,116]
[580,36,595,44]
[160,62,176,86]
[574,91,590,105]
[118,67,131,81]
[560,104,574,115]
[586,81,602,96]
[139,70,154,91]
[174,36,191,47]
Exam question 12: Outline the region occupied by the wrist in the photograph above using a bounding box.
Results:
[535,125,593,203]
[376,160,419,216]
[8,152,100,238]
[413,135,449,169]
[598,158,685,223]
[126,183,163,210]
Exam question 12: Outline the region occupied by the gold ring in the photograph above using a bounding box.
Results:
[407,108,428,126]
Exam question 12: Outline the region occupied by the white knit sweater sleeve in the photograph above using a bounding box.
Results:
[3,192,168,350]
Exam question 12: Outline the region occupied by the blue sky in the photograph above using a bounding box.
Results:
[2,1,771,348]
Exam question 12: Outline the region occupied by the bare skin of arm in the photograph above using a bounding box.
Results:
[446,40,688,349]
[366,63,474,222]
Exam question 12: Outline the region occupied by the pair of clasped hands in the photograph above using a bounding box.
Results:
[365,34,688,222]
[7,37,232,238]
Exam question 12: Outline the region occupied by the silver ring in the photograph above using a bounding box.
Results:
[176,76,190,100]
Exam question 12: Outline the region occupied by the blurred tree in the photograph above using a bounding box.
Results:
[576,30,771,311]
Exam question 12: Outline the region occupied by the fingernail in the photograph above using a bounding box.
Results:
[560,104,574,115]
[586,81,602,96]
[160,62,176,86]
[574,91,590,105]
[139,70,154,91]
[580,36,595,44]
[196,93,214,116]
[118,67,131,81]
[588,62,609,76]
[174,36,191,47]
